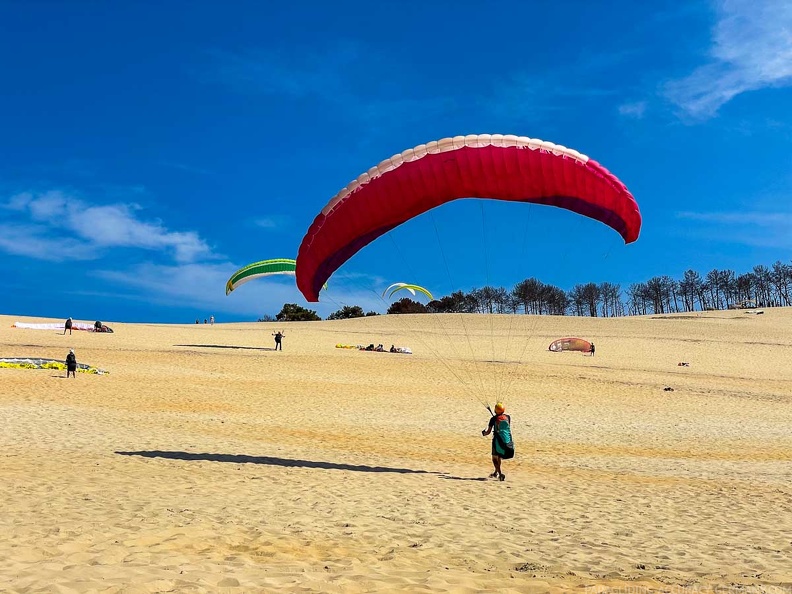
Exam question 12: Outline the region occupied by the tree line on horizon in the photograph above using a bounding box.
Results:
[260,260,792,321]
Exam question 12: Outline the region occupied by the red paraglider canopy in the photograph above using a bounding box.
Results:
[297,134,641,302]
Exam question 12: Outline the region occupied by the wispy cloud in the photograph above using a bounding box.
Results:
[493,74,619,120]
[206,43,358,101]
[677,209,792,248]
[0,223,98,260]
[664,0,792,120]
[158,161,213,176]
[678,210,792,225]
[208,36,647,122]
[252,215,290,230]
[489,49,641,123]
[96,261,387,318]
[1,188,388,317]
[205,44,457,127]
[208,42,640,130]
[618,100,648,119]
[331,270,387,289]
[95,262,271,313]
[1,190,212,262]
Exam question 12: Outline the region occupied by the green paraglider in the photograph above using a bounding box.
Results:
[226,259,328,295]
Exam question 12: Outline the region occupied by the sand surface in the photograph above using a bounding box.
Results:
[1,310,791,593]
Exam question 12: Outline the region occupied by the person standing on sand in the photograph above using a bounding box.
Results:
[209,315,214,325]
[481,402,513,481]
[590,342,595,357]
[63,317,73,335]
[273,330,284,351]
[65,349,77,378]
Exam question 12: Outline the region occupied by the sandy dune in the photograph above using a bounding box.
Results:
[1,309,791,593]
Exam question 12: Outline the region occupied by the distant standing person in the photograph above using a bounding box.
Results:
[63,317,73,335]
[210,315,214,325]
[590,342,595,357]
[65,349,77,378]
[273,331,284,351]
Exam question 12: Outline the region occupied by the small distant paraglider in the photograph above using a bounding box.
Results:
[382,283,434,301]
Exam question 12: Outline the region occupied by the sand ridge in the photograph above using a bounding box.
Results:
[1,310,791,592]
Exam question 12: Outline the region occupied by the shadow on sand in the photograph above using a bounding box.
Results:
[115,450,440,475]
[174,344,275,351]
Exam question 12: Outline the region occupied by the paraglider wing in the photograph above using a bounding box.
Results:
[296,134,642,302]
[548,337,592,353]
[386,283,434,301]
[382,282,413,298]
[226,259,297,295]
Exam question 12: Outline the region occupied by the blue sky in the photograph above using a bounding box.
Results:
[1,0,791,322]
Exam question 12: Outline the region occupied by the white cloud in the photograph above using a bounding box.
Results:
[0,223,98,261]
[72,203,209,262]
[677,210,792,225]
[677,209,792,247]
[665,0,792,119]
[253,215,290,230]
[2,190,212,263]
[95,261,388,318]
[618,101,647,119]
[1,188,391,318]
[0,189,402,318]
[331,270,388,289]
[95,262,266,312]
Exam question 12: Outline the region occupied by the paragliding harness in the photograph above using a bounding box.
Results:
[487,406,515,460]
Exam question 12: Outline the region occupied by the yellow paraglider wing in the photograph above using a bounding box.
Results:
[384,283,433,301]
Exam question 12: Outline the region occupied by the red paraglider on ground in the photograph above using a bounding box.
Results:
[296,134,641,302]
[548,337,592,353]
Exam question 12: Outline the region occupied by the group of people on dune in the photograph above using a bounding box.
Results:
[358,343,412,354]
[62,317,111,334]
[361,343,388,352]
